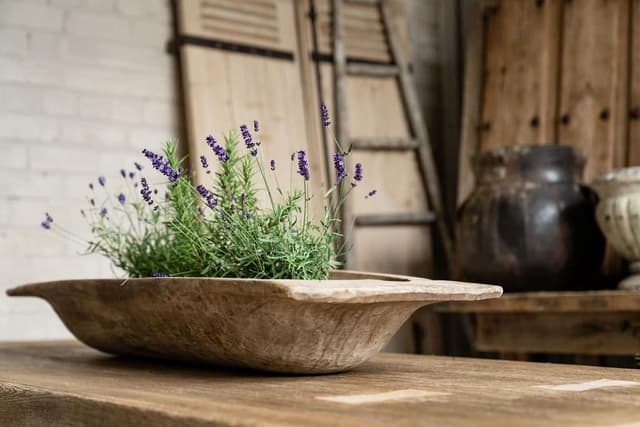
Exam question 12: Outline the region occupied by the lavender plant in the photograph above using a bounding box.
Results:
[41,104,376,280]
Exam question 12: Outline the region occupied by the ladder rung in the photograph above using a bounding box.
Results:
[346,63,400,77]
[350,138,419,150]
[355,212,436,227]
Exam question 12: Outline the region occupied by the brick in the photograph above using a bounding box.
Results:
[142,100,178,127]
[0,169,67,198]
[116,0,170,23]
[111,98,144,123]
[65,10,131,42]
[60,119,128,147]
[65,37,173,71]
[0,85,44,113]
[131,20,172,49]
[0,57,64,85]
[127,127,175,150]
[0,143,28,170]
[28,145,97,172]
[63,65,176,100]
[49,0,85,9]
[0,113,60,141]
[0,28,28,57]
[5,312,74,340]
[42,89,78,116]
[0,1,65,31]
[0,198,8,225]
[27,31,64,60]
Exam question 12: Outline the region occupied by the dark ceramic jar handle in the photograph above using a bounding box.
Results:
[579,184,599,206]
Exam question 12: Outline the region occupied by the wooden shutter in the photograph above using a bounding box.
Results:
[176,0,326,217]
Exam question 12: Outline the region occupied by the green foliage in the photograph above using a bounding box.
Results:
[81,134,344,280]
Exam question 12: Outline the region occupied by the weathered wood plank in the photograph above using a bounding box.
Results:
[557,0,630,181]
[432,290,640,313]
[457,0,484,207]
[480,0,560,151]
[630,0,640,166]
[475,312,640,355]
[2,341,640,426]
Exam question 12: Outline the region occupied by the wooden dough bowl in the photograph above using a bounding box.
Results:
[7,270,502,374]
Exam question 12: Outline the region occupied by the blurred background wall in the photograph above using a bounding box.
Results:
[0,0,183,339]
[0,0,459,341]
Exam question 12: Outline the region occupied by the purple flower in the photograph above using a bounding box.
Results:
[270,159,276,171]
[253,120,259,133]
[134,162,143,171]
[206,135,229,163]
[354,163,363,181]
[140,177,153,205]
[98,176,106,186]
[366,189,377,199]
[117,193,126,206]
[90,198,95,206]
[196,184,218,208]
[151,272,169,277]
[120,169,126,178]
[129,171,135,179]
[297,150,310,181]
[89,183,94,190]
[99,207,108,217]
[320,102,331,127]
[40,212,53,230]
[200,155,208,169]
[333,152,347,184]
[240,124,258,156]
[142,149,181,182]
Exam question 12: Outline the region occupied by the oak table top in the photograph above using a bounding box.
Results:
[1,341,640,427]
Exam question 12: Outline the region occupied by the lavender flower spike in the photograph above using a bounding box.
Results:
[98,176,106,186]
[196,184,218,208]
[205,135,229,163]
[333,152,347,184]
[354,163,363,181]
[366,189,377,199]
[99,207,108,217]
[40,212,53,230]
[151,272,169,277]
[254,119,259,133]
[240,124,258,157]
[270,159,276,171]
[120,169,126,178]
[297,150,310,181]
[142,148,181,182]
[320,102,331,127]
[140,177,153,205]
[200,155,209,169]
[117,193,126,206]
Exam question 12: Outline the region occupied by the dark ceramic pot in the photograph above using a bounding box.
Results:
[456,145,605,292]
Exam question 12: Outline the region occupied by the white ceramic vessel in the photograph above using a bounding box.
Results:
[592,167,640,290]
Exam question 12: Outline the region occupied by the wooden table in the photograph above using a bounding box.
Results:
[433,290,640,357]
[2,341,640,426]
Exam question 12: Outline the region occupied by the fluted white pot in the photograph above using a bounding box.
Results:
[592,167,640,290]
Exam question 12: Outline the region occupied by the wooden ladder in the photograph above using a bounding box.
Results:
[332,0,454,273]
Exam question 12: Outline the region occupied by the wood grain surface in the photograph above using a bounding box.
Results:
[432,290,640,313]
[431,290,640,356]
[1,341,640,427]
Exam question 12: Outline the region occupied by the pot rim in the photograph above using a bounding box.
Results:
[6,270,503,304]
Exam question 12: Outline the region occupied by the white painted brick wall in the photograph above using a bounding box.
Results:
[0,0,181,340]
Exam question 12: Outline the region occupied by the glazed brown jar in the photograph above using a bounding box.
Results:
[456,145,605,292]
